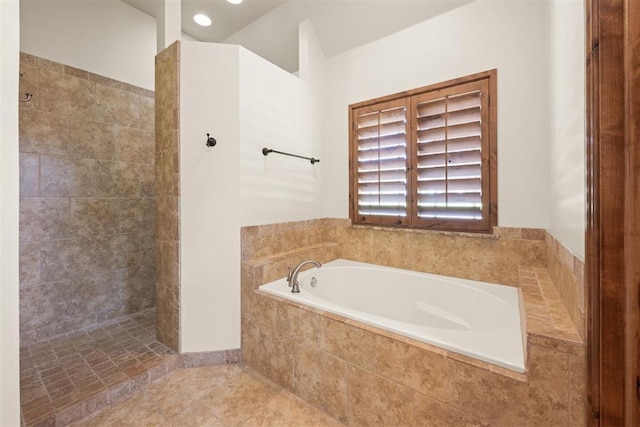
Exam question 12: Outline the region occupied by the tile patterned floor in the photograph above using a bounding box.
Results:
[20,310,177,426]
[72,365,344,426]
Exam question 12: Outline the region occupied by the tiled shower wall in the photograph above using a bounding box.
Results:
[154,42,181,352]
[18,53,156,345]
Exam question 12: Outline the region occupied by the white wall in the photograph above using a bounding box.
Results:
[0,0,21,424]
[20,0,197,90]
[21,0,157,89]
[180,42,241,352]
[548,0,585,259]
[223,1,474,73]
[179,23,326,351]
[239,20,325,225]
[324,0,551,229]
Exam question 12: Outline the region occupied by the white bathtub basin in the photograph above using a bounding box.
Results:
[259,259,525,372]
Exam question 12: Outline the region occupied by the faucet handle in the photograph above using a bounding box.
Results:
[286,267,293,285]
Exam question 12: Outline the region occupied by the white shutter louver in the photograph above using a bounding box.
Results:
[353,100,410,224]
[414,90,483,221]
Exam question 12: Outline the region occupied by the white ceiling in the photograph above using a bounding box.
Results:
[122,0,286,42]
[122,0,474,72]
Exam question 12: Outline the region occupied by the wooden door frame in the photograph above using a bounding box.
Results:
[586,0,640,425]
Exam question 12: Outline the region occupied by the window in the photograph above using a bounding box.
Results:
[349,70,497,233]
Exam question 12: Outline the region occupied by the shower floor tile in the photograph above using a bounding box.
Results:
[19,310,176,426]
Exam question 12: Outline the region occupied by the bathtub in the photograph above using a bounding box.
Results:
[259,259,525,373]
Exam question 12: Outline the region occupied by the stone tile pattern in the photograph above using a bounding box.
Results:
[19,53,156,344]
[546,231,585,338]
[155,41,180,352]
[72,365,343,427]
[241,218,547,286]
[19,310,176,426]
[241,218,586,426]
[19,310,242,426]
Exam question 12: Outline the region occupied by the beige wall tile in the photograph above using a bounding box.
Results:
[95,84,140,127]
[453,361,527,423]
[40,155,98,197]
[39,69,95,119]
[156,196,179,242]
[127,264,156,304]
[409,233,457,276]
[68,118,118,160]
[526,344,571,425]
[248,294,280,331]
[20,242,41,288]
[120,197,155,234]
[139,97,155,132]
[38,237,93,282]
[241,319,297,391]
[413,392,488,426]
[19,152,40,197]
[117,127,154,164]
[99,233,142,270]
[375,335,457,399]
[509,239,546,268]
[373,230,413,269]
[569,351,587,426]
[346,364,414,426]
[319,317,377,371]
[20,197,71,242]
[455,236,509,284]
[545,232,585,339]
[154,42,180,353]
[139,162,156,197]
[293,344,348,422]
[279,303,320,347]
[19,109,69,155]
[521,228,546,241]
[70,198,120,237]
[20,284,57,331]
[340,227,375,262]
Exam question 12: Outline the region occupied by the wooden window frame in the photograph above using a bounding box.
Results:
[349,69,497,233]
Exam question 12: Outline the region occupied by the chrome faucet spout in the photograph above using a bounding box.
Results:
[287,260,321,293]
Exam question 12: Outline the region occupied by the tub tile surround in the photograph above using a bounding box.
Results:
[546,231,585,338]
[18,53,156,344]
[155,41,181,352]
[241,218,586,426]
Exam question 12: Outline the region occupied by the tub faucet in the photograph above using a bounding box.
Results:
[288,260,321,293]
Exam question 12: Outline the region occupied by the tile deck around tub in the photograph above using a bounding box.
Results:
[20,310,178,426]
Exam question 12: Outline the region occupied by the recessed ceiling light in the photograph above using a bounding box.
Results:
[193,14,212,27]
[227,0,243,4]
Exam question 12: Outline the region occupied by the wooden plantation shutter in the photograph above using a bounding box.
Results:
[411,79,491,232]
[349,70,496,233]
[351,98,410,226]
